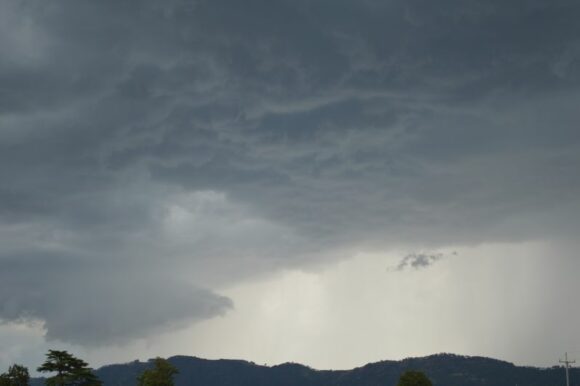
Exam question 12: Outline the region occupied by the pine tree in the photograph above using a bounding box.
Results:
[0,364,30,386]
[397,370,433,386]
[137,358,179,386]
[37,350,101,386]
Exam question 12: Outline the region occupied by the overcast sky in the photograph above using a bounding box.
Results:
[2,0,580,373]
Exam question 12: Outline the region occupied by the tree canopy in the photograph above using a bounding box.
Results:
[397,370,433,386]
[0,364,30,386]
[137,358,179,386]
[37,350,101,386]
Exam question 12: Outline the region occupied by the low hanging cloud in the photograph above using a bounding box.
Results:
[1,0,580,345]
[0,250,233,345]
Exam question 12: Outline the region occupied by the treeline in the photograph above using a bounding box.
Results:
[0,350,178,386]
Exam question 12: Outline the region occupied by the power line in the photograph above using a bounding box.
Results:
[560,352,576,386]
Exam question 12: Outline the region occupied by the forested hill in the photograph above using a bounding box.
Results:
[31,353,576,386]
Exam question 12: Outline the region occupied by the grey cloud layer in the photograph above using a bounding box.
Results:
[1,0,580,344]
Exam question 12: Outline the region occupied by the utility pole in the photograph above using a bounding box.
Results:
[560,352,576,386]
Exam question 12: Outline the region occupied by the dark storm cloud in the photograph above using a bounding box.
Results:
[0,250,232,345]
[1,0,580,344]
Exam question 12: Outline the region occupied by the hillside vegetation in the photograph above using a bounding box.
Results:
[30,354,576,386]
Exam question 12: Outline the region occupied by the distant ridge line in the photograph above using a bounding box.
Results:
[32,353,577,386]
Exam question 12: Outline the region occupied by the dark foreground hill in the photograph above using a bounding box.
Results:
[31,353,576,386]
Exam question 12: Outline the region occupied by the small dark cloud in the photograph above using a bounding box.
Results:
[394,252,446,271]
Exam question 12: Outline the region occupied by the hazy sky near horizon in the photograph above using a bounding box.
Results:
[2,0,580,372]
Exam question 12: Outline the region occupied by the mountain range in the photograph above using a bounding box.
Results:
[31,353,577,386]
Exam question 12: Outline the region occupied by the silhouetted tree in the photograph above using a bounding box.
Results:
[137,358,178,386]
[37,350,101,386]
[0,364,30,386]
[397,370,433,386]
